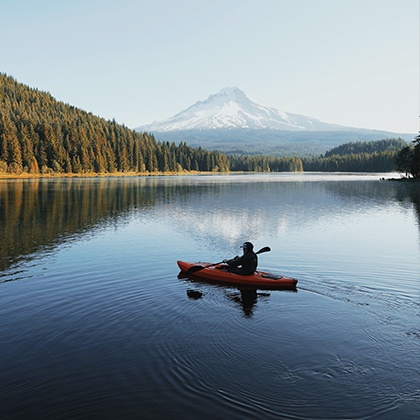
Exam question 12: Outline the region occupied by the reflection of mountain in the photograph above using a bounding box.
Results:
[168,178,417,251]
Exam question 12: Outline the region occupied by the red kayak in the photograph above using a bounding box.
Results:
[177,260,298,290]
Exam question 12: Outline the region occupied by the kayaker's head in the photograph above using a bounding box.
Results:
[241,242,254,254]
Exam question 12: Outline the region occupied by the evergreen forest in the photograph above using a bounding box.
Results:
[0,73,411,176]
[301,138,408,173]
[0,73,229,175]
[394,133,420,178]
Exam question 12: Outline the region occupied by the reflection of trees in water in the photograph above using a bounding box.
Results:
[331,180,420,252]
[0,178,193,272]
[324,180,406,203]
[400,182,420,230]
[326,180,420,230]
[2,176,419,273]
[411,195,420,225]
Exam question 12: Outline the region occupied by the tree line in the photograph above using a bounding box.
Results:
[228,139,407,173]
[301,138,407,172]
[0,73,412,175]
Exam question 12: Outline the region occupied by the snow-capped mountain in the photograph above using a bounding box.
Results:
[135,87,408,155]
[136,87,352,132]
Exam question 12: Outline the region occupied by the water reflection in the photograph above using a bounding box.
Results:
[171,177,420,255]
[185,285,268,317]
[1,175,419,274]
[186,289,203,299]
[1,174,419,419]
[399,182,420,229]
[183,270,297,317]
[225,289,271,318]
[0,177,197,271]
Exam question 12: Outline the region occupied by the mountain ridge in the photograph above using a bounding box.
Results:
[136,87,395,133]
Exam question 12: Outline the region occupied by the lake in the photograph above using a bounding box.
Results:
[0,174,419,419]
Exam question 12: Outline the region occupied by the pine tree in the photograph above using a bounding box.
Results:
[0,112,22,172]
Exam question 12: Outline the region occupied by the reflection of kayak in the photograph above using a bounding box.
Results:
[177,261,298,290]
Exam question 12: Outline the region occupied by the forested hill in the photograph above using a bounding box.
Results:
[324,139,407,157]
[301,138,408,172]
[0,73,229,174]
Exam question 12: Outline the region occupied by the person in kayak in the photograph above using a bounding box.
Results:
[223,242,258,275]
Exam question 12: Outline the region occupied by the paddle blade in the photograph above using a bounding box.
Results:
[256,246,271,254]
[187,265,206,274]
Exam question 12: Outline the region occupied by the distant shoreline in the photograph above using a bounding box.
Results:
[0,171,411,181]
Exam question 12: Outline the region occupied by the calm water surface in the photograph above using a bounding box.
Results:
[0,174,419,419]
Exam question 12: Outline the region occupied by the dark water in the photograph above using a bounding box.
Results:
[0,174,419,419]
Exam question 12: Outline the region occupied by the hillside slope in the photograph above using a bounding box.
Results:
[0,73,229,174]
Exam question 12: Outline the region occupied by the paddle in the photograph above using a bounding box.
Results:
[187,246,271,274]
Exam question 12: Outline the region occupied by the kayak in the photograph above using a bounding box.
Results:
[177,261,298,290]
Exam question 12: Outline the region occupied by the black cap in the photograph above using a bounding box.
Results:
[240,242,254,251]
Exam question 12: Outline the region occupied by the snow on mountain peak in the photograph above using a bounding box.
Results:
[212,86,248,101]
[136,88,346,132]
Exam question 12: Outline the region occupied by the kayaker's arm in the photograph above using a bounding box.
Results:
[224,255,243,267]
[224,253,258,275]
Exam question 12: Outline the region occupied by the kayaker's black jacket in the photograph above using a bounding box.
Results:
[226,252,258,275]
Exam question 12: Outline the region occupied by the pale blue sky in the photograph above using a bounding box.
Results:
[1,0,418,133]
